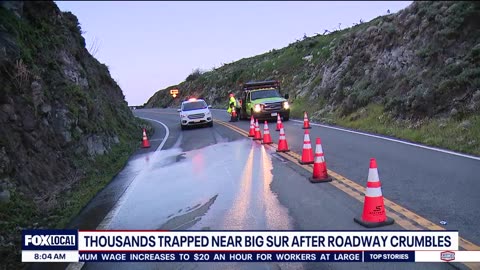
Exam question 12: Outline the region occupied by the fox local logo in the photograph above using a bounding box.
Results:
[22,230,78,250]
[24,234,76,247]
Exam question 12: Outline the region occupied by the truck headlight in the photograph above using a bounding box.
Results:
[283,101,290,109]
[254,104,261,112]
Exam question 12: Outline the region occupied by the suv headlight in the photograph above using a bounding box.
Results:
[254,104,261,112]
[283,101,290,109]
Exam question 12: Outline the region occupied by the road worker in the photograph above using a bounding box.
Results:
[227,93,239,122]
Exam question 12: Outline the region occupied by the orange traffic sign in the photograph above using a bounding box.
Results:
[170,89,179,98]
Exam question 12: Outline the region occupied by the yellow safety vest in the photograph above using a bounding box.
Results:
[230,96,236,106]
[227,96,236,113]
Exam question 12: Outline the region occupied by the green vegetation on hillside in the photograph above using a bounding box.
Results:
[335,105,480,156]
[0,139,134,264]
[146,1,480,156]
[290,103,480,156]
[0,2,152,269]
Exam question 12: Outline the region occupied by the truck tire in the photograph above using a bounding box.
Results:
[283,114,289,121]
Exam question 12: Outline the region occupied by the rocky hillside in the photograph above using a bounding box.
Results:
[0,1,146,268]
[146,1,480,155]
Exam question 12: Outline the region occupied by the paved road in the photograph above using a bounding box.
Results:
[39,108,479,270]
[206,108,480,248]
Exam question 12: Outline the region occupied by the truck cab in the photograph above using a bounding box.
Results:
[239,80,290,121]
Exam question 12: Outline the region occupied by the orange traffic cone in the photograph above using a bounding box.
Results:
[276,114,282,131]
[248,116,255,137]
[299,129,314,164]
[302,111,311,129]
[253,119,262,140]
[309,138,331,183]
[262,121,273,144]
[142,128,150,148]
[276,126,289,152]
[231,107,237,122]
[354,158,395,228]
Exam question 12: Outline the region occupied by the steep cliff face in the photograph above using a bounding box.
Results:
[313,0,480,118]
[145,1,480,155]
[0,1,143,267]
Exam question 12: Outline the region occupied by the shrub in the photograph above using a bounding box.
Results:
[186,68,203,82]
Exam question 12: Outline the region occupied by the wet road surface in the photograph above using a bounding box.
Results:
[102,140,293,231]
[52,108,478,270]
[205,108,480,251]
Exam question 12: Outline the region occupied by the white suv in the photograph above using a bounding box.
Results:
[178,98,213,130]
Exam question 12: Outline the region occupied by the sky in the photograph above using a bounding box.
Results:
[55,1,412,106]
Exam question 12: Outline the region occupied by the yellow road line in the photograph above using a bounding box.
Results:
[147,111,479,268]
[215,120,480,257]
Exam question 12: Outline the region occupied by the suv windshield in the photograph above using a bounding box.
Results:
[182,101,207,111]
[251,90,281,100]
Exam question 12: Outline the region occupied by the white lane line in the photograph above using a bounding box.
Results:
[290,119,480,161]
[209,109,479,160]
[138,117,170,152]
[178,107,480,160]
[66,117,170,270]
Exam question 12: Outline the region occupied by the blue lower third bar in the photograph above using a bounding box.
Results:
[79,252,363,262]
[364,251,415,262]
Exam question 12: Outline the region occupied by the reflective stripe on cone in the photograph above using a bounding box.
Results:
[253,119,262,140]
[276,126,289,152]
[276,114,282,131]
[299,129,314,164]
[354,158,394,228]
[262,121,273,144]
[142,128,150,148]
[309,137,331,183]
[302,111,311,129]
[248,116,255,137]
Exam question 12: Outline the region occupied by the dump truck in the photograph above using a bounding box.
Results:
[238,80,290,121]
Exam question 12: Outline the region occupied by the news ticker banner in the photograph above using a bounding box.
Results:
[21,230,480,263]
